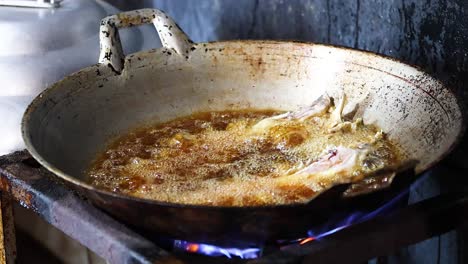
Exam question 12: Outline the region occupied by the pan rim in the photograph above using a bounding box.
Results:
[21,39,466,210]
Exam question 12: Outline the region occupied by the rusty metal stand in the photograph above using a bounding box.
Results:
[0,192,16,264]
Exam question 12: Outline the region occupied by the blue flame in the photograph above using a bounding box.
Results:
[173,172,430,258]
[173,240,262,259]
[306,171,429,240]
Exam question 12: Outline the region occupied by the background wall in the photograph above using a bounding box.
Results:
[114,0,468,92]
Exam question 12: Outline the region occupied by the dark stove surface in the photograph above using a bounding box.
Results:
[1,151,467,264]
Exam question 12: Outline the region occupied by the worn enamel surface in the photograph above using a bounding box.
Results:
[23,39,463,181]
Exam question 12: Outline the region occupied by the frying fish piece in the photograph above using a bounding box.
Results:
[276,146,369,195]
[329,92,346,128]
[250,94,332,133]
[274,133,407,203]
[328,118,363,133]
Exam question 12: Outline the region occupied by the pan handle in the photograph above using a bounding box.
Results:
[99,8,193,73]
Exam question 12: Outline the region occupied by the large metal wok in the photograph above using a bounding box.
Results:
[22,8,463,243]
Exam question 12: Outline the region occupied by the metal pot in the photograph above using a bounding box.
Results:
[22,8,464,243]
[0,0,156,155]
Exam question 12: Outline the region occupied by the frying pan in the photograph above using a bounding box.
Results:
[22,8,464,243]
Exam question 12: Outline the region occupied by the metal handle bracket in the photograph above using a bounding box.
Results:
[99,8,193,74]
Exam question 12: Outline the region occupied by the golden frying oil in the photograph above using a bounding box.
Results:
[87,109,401,206]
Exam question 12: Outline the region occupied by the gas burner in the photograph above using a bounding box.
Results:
[0,151,467,264]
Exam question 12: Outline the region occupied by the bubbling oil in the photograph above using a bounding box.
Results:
[87,110,402,206]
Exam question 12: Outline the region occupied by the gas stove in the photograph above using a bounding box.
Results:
[1,151,467,264]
